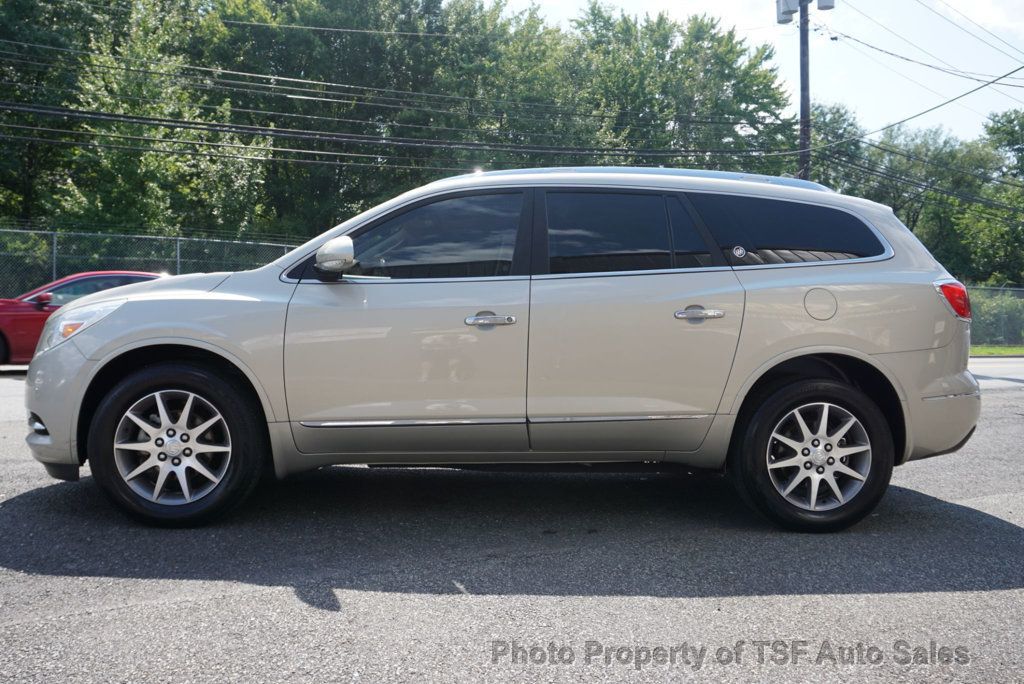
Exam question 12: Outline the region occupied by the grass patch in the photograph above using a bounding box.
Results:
[971,345,1024,356]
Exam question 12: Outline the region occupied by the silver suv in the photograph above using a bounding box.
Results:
[24,168,980,530]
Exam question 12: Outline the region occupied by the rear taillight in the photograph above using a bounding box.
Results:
[934,279,971,321]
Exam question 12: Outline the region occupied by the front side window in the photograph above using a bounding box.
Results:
[687,193,886,266]
[545,192,671,274]
[347,193,524,279]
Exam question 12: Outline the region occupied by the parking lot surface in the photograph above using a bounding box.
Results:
[0,359,1021,682]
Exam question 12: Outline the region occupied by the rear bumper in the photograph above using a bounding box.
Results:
[875,338,980,464]
[904,387,980,462]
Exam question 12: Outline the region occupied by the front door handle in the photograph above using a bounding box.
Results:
[465,313,517,326]
[674,307,725,320]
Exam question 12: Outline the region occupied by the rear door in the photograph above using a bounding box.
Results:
[526,189,745,452]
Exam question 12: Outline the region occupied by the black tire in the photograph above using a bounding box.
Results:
[0,332,8,365]
[88,362,267,526]
[729,379,894,532]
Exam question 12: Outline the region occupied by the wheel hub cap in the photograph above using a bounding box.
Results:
[765,401,872,512]
[112,390,232,506]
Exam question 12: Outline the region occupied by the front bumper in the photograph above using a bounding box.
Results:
[24,339,94,478]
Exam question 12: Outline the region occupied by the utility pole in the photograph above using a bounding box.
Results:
[777,0,835,180]
[799,2,810,179]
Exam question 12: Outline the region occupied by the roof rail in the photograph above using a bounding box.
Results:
[451,166,834,192]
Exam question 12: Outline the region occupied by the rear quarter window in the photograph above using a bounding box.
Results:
[687,193,886,266]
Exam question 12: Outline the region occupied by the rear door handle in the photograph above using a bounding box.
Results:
[465,314,517,326]
[674,307,725,320]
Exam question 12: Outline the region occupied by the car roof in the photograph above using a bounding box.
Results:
[451,166,834,193]
[402,165,896,217]
[18,271,160,299]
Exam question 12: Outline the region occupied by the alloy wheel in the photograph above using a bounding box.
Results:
[112,390,232,505]
[765,402,872,512]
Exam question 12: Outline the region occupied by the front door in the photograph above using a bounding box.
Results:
[285,190,533,455]
[526,190,745,452]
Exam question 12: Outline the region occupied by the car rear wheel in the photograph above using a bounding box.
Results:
[88,362,266,526]
[730,379,894,532]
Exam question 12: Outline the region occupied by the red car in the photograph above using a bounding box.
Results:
[0,271,160,364]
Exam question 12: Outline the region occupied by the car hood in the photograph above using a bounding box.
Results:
[60,272,231,313]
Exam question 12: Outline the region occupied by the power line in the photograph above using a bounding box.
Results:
[0,131,475,173]
[861,140,1024,191]
[0,101,783,159]
[802,63,1024,156]
[931,0,1024,61]
[220,19,459,39]
[824,151,1024,217]
[0,65,585,142]
[910,0,1024,64]
[0,48,783,144]
[0,121,507,167]
[841,0,1024,107]
[0,38,777,127]
[815,25,1024,88]
[813,23,991,119]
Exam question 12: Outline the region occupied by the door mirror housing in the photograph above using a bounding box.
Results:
[314,236,356,278]
[34,292,53,309]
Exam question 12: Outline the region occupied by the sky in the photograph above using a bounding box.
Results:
[502,0,1024,141]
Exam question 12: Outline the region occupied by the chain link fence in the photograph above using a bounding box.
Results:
[1,228,1019,347]
[969,286,1024,347]
[0,228,298,298]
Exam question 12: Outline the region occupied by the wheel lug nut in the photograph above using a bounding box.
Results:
[183,448,192,457]
[827,457,835,465]
[180,434,189,442]
[172,457,181,466]
[157,453,167,461]
[824,443,832,452]
[155,438,164,447]
[167,429,176,437]
[802,448,810,456]
[812,439,820,447]
[816,466,825,474]
[804,461,812,469]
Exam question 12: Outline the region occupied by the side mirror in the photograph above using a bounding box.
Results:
[35,292,53,309]
[314,235,356,278]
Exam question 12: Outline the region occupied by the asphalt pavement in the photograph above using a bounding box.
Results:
[0,359,1021,682]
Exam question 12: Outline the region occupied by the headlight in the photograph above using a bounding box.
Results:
[36,299,125,355]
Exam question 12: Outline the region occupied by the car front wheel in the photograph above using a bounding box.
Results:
[88,362,266,526]
[730,379,894,532]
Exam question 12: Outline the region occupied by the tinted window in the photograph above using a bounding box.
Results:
[668,198,713,268]
[546,192,671,274]
[348,193,523,279]
[687,193,885,266]
[46,275,150,306]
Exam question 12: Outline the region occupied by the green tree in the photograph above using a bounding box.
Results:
[45,0,273,238]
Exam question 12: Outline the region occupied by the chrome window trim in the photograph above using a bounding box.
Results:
[300,418,526,428]
[682,189,896,271]
[280,181,897,282]
[529,414,711,423]
[280,186,534,284]
[293,275,531,286]
[728,249,895,271]
[300,414,711,428]
[532,266,731,281]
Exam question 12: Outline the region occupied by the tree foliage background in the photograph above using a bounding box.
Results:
[1,0,1022,285]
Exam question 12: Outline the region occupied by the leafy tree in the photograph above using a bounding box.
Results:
[43,0,273,238]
